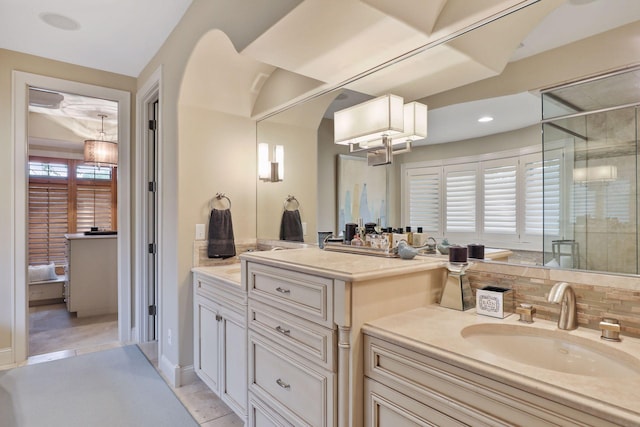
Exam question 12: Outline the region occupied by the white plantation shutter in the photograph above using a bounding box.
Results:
[445,165,477,237]
[28,182,69,265]
[406,167,441,234]
[522,153,544,237]
[483,160,517,236]
[605,180,630,223]
[542,151,562,237]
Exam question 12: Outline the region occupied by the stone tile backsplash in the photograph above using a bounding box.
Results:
[467,262,640,338]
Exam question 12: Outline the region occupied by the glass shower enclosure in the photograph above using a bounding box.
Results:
[541,68,639,274]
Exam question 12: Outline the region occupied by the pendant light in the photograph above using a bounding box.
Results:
[84,114,118,167]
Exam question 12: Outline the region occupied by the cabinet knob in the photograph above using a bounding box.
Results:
[215,314,222,322]
[276,287,291,294]
[275,325,290,336]
[276,378,291,390]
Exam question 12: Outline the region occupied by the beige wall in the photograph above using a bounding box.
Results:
[0,48,135,356]
[136,0,301,372]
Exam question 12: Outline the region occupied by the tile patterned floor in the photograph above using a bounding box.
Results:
[25,306,243,426]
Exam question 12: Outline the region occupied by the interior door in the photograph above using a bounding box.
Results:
[147,99,159,339]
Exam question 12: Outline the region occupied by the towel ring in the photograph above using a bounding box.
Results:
[210,193,231,210]
[284,195,300,211]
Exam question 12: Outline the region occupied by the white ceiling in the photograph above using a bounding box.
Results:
[0,0,193,77]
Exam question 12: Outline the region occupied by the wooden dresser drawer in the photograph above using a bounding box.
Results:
[247,263,333,327]
[249,300,336,371]
[249,331,335,427]
[248,393,294,427]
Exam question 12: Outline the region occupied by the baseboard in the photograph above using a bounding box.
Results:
[159,354,179,387]
[0,348,15,370]
[179,364,196,386]
[158,355,196,388]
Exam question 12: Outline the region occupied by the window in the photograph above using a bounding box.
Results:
[402,148,543,250]
[28,157,117,265]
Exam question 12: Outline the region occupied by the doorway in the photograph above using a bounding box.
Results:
[27,88,120,357]
[12,72,132,364]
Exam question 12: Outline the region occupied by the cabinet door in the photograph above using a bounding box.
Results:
[221,306,247,417]
[195,296,221,393]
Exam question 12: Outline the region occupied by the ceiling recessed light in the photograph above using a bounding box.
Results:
[39,13,80,31]
[478,116,494,123]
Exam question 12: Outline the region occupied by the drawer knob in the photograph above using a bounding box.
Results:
[276,287,291,294]
[276,378,291,390]
[275,326,290,335]
[215,314,223,322]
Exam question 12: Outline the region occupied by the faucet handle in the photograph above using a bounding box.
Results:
[516,303,536,323]
[600,317,621,342]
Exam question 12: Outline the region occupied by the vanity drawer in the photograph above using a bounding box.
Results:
[194,271,246,307]
[249,299,336,371]
[248,393,294,427]
[247,263,333,327]
[365,378,464,427]
[249,331,336,427]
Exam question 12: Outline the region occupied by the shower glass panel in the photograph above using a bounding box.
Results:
[542,69,640,274]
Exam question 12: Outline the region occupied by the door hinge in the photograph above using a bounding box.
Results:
[148,119,157,131]
[148,181,157,192]
[215,314,223,322]
[148,305,157,316]
[148,243,157,254]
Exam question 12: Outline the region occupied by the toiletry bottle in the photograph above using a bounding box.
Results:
[351,234,364,246]
[405,226,413,245]
[392,228,408,247]
[413,227,427,246]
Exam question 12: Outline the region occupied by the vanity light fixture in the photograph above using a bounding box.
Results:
[84,114,118,168]
[334,94,427,166]
[573,165,617,183]
[258,143,284,182]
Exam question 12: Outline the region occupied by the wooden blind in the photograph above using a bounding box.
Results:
[76,184,113,232]
[28,157,117,265]
[28,182,69,265]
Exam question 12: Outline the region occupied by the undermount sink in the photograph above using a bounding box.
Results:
[461,324,640,378]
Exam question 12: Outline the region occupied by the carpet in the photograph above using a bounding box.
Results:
[0,345,198,427]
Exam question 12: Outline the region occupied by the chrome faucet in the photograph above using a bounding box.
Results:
[547,282,578,330]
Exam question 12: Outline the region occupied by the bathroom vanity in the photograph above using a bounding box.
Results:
[192,263,247,421]
[240,248,445,427]
[362,306,640,427]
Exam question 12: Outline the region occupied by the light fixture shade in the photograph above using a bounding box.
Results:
[258,142,284,182]
[394,101,427,144]
[573,165,618,182]
[84,139,118,167]
[258,142,270,179]
[334,94,404,145]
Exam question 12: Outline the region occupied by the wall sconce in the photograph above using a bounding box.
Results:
[258,143,284,182]
[334,94,427,166]
[573,165,617,183]
[84,114,118,168]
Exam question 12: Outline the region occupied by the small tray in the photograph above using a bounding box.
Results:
[323,242,398,258]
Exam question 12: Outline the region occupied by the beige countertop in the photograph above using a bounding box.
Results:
[363,305,640,426]
[240,247,444,282]
[192,264,242,287]
[65,233,117,240]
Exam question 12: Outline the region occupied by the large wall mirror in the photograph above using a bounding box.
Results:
[256,0,640,276]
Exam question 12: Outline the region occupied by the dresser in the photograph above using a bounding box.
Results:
[65,233,117,317]
[242,248,444,427]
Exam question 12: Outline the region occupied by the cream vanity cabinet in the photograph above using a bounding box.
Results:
[193,266,247,422]
[362,307,635,427]
[242,248,444,427]
[65,233,117,317]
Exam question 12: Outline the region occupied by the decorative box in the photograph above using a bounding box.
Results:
[476,286,513,318]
